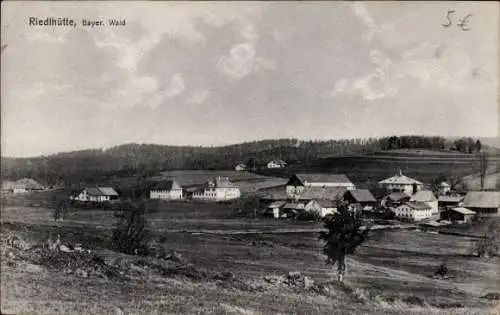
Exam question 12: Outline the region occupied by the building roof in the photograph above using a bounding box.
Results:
[439,182,451,187]
[268,201,286,208]
[283,203,304,210]
[314,199,338,208]
[410,190,437,202]
[257,185,346,201]
[345,189,376,203]
[449,207,476,215]
[438,195,464,203]
[462,191,500,209]
[294,173,353,185]
[401,201,432,210]
[388,192,411,201]
[269,159,287,165]
[80,187,118,196]
[205,177,237,188]
[379,171,423,185]
[150,180,182,191]
[97,187,119,196]
[2,178,44,190]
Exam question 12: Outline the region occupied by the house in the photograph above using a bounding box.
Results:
[257,185,347,203]
[286,173,356,192]
[378,170,423,195]
[70,187,119,202]
[343,189,376,209]
[2,178,44,194]
[410,190,438,214]
[394,201,433,222]
[191,177,241,201]
[438,181,451,195]
[315,199,338,217]
[462,191,500,216]
[234,164,247,171]
[267,159,287,169]
[149,180,183,200]
[440,207,476,224]
[302,199,338,218]
[438,195,464,209]
[267,201,286,218]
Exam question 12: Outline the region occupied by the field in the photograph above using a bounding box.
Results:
[2,193,500,314]
[260,149,500,188]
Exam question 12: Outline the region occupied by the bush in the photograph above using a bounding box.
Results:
[111,210,150,256]
[296,210,322,221]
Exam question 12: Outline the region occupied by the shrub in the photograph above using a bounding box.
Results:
[111,210,150,256]
[296,210,322,221]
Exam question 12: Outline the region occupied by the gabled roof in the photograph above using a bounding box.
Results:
[81,187,118,196]
[388,192,411,201]
[401,201,432,210]
[269,159,287,165]
[206,177,237,189]
[150,180,182,191]
[410,190,437,202]
[294,173,353,185]
[449,207,476,215]
[345,189,376,203]
[257,185,346,201]
[462,191,500,209]
[315,199,337,208]
[379,172,423,185]
[268,201,286,208]
[438,195,464,203]
[284,203,304,210]
[2,178,44,190]
[97,187,119,196]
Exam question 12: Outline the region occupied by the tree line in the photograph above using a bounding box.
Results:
[1,136,486,187]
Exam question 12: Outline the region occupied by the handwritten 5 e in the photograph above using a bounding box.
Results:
[442,10,472,31]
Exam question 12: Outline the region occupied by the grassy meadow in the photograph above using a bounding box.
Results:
[2,191,500,314]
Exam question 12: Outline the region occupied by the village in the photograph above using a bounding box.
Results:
[3,159,499,229]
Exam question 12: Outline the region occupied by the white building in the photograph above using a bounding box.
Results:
[410,190,438,214]
[267,159,287,169]
[234,164,247,171]
[286,173,356,193]
[149,180,183,200]
[379,170,423,195]
[191,177,241,201]
[394,201,433,222]
[70,187,119,202]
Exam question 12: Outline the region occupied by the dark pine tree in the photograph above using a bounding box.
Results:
[319,201,371,282]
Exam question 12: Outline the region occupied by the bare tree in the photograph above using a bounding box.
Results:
[473,220,499,258]
[479,151,488,190]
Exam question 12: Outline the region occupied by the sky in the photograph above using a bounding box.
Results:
[1,1,498,157]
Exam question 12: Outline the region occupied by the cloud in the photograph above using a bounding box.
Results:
[109,75,158,109]
[325,50,397,101]
[146,73,186,109]
[218,42,274,80]
[187,89,210,104]
[352,2,377,42]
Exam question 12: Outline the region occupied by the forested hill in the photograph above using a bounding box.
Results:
[1,136,493,187]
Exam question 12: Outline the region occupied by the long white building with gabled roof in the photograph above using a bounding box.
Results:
[378,170,423,195]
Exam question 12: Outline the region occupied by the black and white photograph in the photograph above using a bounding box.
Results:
[1,1,499,314]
